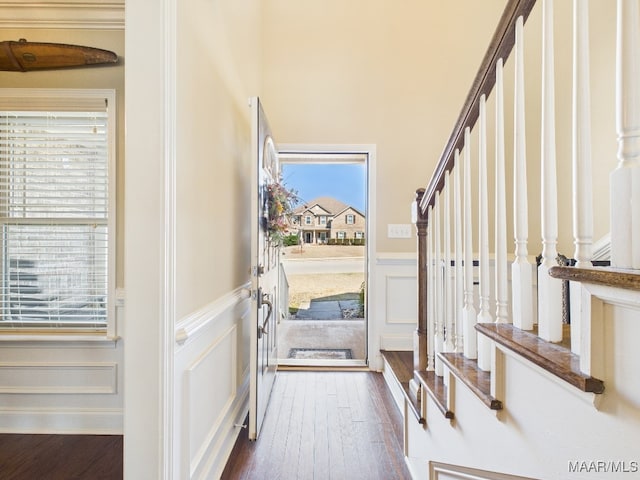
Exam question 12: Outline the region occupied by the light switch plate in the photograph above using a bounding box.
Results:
[388,223,412,238]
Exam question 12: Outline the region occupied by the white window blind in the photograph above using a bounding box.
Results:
[0,95,112,330]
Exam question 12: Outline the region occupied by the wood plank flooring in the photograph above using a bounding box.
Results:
[222,371,411,480]
[0,433,122,479]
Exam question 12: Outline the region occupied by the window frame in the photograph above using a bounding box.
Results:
[0,88,117,338]
[346,214,355,225]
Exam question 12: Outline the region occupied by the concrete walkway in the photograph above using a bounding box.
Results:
[278,319,366,361]
[278,299,365,363]
[294,299,360,320]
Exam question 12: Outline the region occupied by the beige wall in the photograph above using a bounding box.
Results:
[518,1,616,257]
[261,0,617,258]
[175,0,262,318]
[261,0,508,253]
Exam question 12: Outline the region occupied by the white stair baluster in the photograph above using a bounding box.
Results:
[611,0,640,269]
[495,58,509,324]
[477,94,493,371]
[427,205,435,371]
[454,158,464,352]
[571,0,594,354]
[538,0,564,342]
[444,171,455,352]
[434,194,444,375]
[512,15,534,332]
[463,127,478,359]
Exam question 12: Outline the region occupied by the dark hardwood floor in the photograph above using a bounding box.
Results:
[0,433,122,479]
[0,372,407,479]
[222,371,411,480]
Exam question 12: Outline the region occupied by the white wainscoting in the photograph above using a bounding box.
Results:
[385,274,418,324]
[430,462,537,480]
[0,288,125,434]
[369,253,417,371]
[0,362,117,394]
[174,283,252,479]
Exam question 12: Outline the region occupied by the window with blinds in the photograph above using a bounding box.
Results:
[0,90,114,330]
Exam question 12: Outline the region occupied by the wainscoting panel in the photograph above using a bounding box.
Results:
[385,274,418,324]
[0,362,117,394]
[430,462,537,480]
[185,325,237,476]
[173,284,251,479]
[369,254,417,370]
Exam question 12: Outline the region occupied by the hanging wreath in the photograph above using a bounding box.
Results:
[265,180,299,245]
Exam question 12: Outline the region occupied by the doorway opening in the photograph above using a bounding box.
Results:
[276,146,374,367]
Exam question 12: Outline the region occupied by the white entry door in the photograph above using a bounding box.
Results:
[249,97,280,440]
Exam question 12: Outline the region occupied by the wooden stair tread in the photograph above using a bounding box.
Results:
[380,350,424,424]
[550,265,640,291]
[439,352,503,410]
[475,323,604,393]
[414,370,454,418]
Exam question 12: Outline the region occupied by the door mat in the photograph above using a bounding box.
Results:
[288,348,353,360]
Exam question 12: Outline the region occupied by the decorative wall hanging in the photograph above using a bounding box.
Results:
[0,39,118,72]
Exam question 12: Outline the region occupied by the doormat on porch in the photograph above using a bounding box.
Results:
[288,348,353,360]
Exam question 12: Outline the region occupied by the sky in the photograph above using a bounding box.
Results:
[280,163,366,213]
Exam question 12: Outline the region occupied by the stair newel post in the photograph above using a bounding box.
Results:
[463,127,478,359]
[434,192,444,376]
[454,157,464,353]
[571,0,594,354]
[512,15,534,331]
[413,188,429,376]
[495,58,509,324]
[538,0,564,343]
[477,94,493,371]
[444,171,455,353]
[611,0,640,269]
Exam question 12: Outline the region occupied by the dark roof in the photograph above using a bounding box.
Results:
[334,205,365,218]
[293,196,350,215]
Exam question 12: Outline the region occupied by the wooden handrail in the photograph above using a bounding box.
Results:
[420,0,537,213]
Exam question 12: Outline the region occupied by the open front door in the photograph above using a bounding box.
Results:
[249,97,280,440]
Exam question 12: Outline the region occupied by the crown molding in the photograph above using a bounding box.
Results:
[0,1,124,30]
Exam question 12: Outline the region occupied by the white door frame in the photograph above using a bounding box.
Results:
[277,143,376,366]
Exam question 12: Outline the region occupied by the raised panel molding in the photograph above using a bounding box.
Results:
[185,325,237,477]
[0,1,125,29]
[430,462,537,480]
[385,274,418,324]
[0,362,117,394]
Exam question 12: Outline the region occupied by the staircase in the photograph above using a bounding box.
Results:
[383,1,640,479]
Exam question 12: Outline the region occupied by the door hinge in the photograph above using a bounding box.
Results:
[252,265,265,277]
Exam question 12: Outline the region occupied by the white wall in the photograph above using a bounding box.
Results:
[402,285,640,480]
